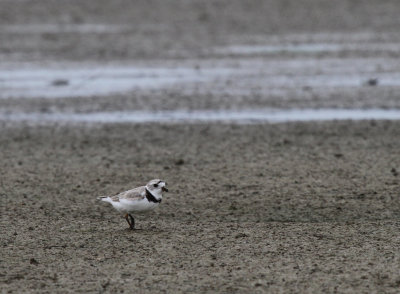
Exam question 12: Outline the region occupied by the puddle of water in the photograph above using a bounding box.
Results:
[217,43,400,55]
[229,32,399,45]
[1,24,130,34]
[0,66,236,99]
[2,60,400,99]
[2,109,400,124]
[221,44,342,54]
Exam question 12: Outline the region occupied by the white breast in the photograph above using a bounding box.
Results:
[115,198,159,213]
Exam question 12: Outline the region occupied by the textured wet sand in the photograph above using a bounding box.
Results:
[1,122,400,293]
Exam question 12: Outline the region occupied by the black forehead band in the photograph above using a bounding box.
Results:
[157,180,162,184]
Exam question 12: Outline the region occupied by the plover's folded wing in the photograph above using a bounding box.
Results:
[112,186,146,202]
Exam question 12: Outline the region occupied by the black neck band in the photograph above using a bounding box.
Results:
[145,188,162,203]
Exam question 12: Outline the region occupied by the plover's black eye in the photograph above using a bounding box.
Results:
[153,184,158,188]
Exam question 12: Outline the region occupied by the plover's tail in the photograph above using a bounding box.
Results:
[97,196,111,202]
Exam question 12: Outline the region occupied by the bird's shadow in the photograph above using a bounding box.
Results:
[119,227,166,235]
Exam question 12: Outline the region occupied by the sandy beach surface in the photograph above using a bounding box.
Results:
[1,122,400,293]
[1,0,400,293]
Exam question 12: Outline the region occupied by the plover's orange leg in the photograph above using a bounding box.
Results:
[125,213,135,230]
[128,214,135,230]
[125,213,132,228]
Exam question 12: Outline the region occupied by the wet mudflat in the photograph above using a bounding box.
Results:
[1,122,400,293]
[1,0,400,292]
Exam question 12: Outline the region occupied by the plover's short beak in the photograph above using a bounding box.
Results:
[162,187,169,192]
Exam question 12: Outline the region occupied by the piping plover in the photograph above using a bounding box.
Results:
[98,179,168,230]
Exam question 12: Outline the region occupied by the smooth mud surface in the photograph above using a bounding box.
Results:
[1,122,400,293]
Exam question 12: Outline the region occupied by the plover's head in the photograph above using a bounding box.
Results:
[146,179,168,194]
